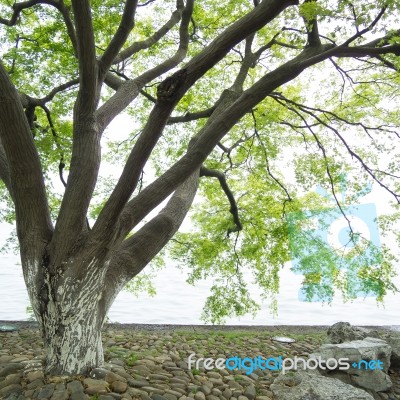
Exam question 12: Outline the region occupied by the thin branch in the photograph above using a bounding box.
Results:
[96,0,194,132]
[113,0,185,64]
[99,0,139,76]
[40,78,79,103]
[342,7,387,47]
[272,94,400,203]
[250,110,292,208]
[167,106,216,124]
[0,0,58,26]
[200,166,243,235]
[0,0,78,56]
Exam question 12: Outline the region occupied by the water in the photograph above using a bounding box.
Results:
[1,225,400,325]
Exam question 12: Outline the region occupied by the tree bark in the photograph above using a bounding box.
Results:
[25,254,114,375]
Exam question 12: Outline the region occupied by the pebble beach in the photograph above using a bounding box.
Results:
[1,323,400,400]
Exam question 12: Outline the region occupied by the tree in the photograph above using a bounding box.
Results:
[0,0,399,376]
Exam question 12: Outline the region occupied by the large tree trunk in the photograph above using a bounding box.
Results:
[23,255,113,376]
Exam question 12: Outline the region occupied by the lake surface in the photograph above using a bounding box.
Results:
[1,225,400,325]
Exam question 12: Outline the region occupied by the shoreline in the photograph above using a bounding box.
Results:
[2,320,400,334]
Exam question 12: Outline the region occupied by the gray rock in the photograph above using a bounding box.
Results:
[151,395,168,400]
[128,379,149,388]
[50,389,70,400]
[164,393,178,400]
[243,385,256,400]
[0,383,23,397]
[271,370,374,400]
[90,367,110,379]
[350,368,392,392]
[67,380,85,396]
[312,337,392,373]
[222,388,232,399]
[0,363,22,377]
[327,322,380,344]
[0,373,21,389]
[385,335,400,369]
[26,369,44,382]
[311,337,392,393]
[195,391,206,400]
[37,383,55,399]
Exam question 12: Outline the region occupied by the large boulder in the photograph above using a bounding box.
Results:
[385,335,400,369]
[327,322,400,370]
[327,322,380,344]
[270,370,374,400]
[311,337,392,393]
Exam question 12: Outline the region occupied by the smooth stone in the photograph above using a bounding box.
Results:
[112,380,128,394]
[106,371,128,384]
[195,391,206,400]
[50,389,70,400]
[200,385,212,395]
[128,379,149,388]
[26,378,45,390]
[83,378,109,395]
[0,373,21,389]
[142,387,166,395]
[243,385,256,400]
[149,374,170,381]
[166,389,185,397]
[67,380,85,395]
[26,370,44,382]
[151,395,168,400]
[37,383,55,399]
[0,363,22,377]
[222,388,232,399]
[0,383,23,396]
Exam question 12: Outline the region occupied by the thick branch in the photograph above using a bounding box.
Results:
[200,167,242,235]
[70,0,98,111]
[116,44,335,240]
[106,170,199,290]
[0,137,14,200]
[302,0,321,47]
[49,0,100,263]
[113,0,185,64]
[0,60,53,250]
